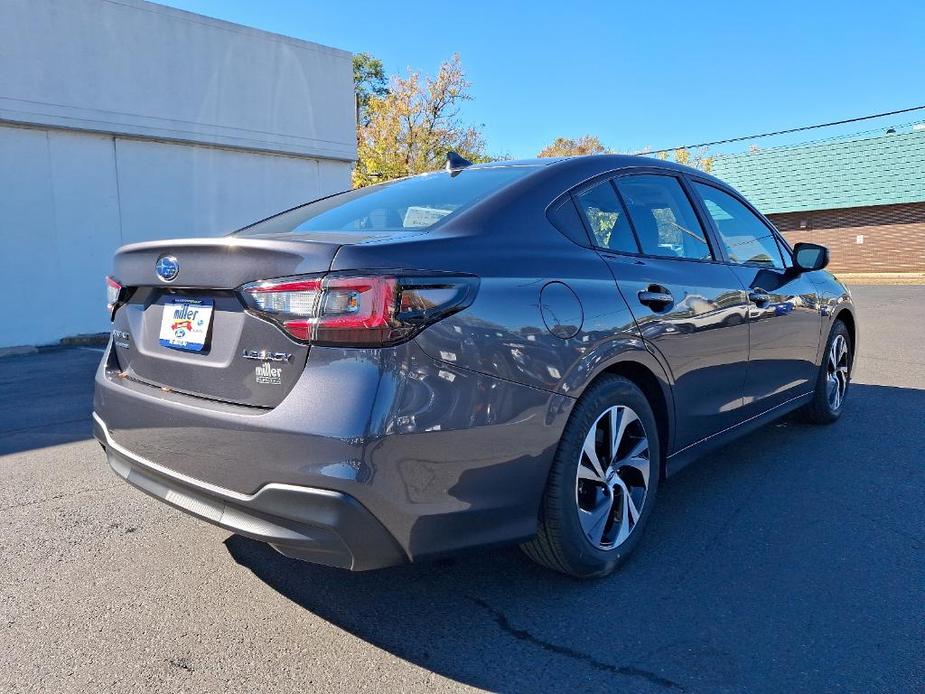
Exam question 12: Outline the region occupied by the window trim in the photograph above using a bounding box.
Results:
[570,177,641,254]
[686,175,793,271]
[547,164,794,269]
[775,234,795,268]
[553,167,723,264]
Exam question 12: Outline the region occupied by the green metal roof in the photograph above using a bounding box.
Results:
[709,127,925,214]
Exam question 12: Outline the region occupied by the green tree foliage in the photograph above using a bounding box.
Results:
[655,147,714,172]
[354,54,493,187]
[537,135,608,157]
[353,52,388,127]
[586,208,619,246]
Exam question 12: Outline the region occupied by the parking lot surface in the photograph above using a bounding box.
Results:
[1,286,923,693]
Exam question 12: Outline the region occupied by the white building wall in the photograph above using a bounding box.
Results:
[0,0,355,160]
[0,0,355,348]
[113,138,334,244]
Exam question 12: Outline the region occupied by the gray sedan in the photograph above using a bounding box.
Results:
[94,154,855,577]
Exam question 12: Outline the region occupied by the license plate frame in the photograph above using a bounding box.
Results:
[158,298,214,352]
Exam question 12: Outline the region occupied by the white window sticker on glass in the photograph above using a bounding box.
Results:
[404,206,453,228]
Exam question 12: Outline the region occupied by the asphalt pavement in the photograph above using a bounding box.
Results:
[1,286,922,693]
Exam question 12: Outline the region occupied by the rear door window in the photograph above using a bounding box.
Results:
[614,175,713,260]
[574,180,639,253]
[693,183,785,269]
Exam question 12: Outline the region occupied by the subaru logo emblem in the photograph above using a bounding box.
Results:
[155,255,179,282]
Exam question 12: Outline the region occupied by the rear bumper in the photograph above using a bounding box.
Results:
[93,339,574,565]
[93,412,406,570]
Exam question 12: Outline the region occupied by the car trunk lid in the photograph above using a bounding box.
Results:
[110,236,341,408]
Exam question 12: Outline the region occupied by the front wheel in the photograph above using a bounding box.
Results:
[801,320,852,424]
[522,376,660,578]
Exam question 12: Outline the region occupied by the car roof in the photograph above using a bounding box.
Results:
[438,153,743,239]
[467,154,728,187]
[464,158,560,169]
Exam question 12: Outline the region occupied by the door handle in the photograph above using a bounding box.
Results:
[748,289,771,306]
[638,286,674,310]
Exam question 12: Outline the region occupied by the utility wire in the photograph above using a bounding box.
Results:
[724,117,925,155]
[645,105,925,154]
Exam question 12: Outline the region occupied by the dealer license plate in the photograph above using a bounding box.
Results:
[158,298,214,352]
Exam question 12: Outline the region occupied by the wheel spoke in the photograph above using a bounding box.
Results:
[578,494,613,545]
[622,434,648,461]
[577,463,605,484]
[829,340,839,371]
[581,424,607,481]
[610,407,638,463]
[627,492,640,524]
[615,476,640,524]
[826,376,838,408]
[617,437,650,488]
[824,334,850,412]
[612,478,635,546]
[575,404,650,551]
[836,369,848,404]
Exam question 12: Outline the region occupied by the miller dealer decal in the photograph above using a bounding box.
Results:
[255,362,282,385]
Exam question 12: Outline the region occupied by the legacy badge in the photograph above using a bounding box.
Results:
[242,349,291,362]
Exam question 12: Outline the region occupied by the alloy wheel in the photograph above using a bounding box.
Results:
[575,405,650,550]
[826,333,850,411]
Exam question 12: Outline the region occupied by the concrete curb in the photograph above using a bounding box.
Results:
[839,275,925,286]
[60,333,109,347]
[837,272,925,278]
[1,332,109,358]
[0,345,39,358]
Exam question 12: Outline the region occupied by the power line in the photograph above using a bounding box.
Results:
[644,105,925,154]
[722,117,925,156]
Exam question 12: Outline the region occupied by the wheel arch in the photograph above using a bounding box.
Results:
[596,358,674,478]
[832,307,856,353]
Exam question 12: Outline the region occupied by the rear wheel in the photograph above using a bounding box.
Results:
[522,376,660,578]
[801,320,852,424]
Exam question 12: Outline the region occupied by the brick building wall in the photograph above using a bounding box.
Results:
[768,202,925,273]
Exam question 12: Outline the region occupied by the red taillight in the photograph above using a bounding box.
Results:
[106,276,124,319]
[239,272,478,346]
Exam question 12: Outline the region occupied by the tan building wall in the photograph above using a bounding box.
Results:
[768,202,925,273]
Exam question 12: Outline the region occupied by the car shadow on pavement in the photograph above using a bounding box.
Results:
[0,348,98,456]
[225,383,924,693]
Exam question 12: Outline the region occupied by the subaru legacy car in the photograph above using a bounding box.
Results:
[93,154,855,578]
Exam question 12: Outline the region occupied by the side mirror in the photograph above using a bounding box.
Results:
[793,242,829,272]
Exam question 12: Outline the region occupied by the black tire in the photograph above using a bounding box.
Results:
[800,320,852,424]
[522,375,661,578]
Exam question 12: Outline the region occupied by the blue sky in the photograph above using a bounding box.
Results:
[160,0,925,158]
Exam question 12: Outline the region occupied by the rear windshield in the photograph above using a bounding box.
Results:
[234,166,535,237]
